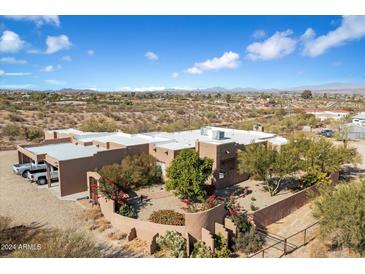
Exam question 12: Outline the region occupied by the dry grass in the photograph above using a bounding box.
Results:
[126,239,147,250]
[81,207,103,222]
[107,230,127,241]
[1,215,101,258]
[80,207,112,232]
[9,228,101,258]
[96,219,112,232]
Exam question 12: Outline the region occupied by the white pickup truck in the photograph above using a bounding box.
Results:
[12,162,47,178]
[27,166,59,185]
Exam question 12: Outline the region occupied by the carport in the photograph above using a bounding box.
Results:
[17,141,127,198]
[17,142,108,197]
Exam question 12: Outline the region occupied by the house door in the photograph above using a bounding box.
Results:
[89,177,99,204]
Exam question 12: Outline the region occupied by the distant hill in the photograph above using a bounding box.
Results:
[1,82,365,94]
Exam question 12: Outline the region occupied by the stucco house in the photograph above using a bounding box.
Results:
[16,126,287,198]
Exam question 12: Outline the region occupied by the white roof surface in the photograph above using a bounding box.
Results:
[75,132,170,146]
[26,143,105,161]
[54,126,287,152]
[146,127,285,150]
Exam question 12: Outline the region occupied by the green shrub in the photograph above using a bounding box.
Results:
[156,231,187,258]
[80,117,118,132]
[119,204,137,218]
[190,241,213,258]
[149,210,185,226]
[98,154,162,201]
[299,169,331,189]
[214,233,231,258]
[1,124,22,137]
[232,212,252,234]
[166,149,213,201]
[98,164,124,201]
[312,180,365,256]
[250,202,258,211]
[7,113,25,122]
[119,153,162,189]
[24,126,44,141]
[233,227,263,254]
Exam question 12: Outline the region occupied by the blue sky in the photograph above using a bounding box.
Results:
[0,15,364,90]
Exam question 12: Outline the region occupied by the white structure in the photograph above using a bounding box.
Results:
[306,110,349,121]
[352,112,365,126]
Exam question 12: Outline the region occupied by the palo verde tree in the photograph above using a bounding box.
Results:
[98,153,162,202]
[312,180,365,256]
[166,149,213,201]
[286,134,361,174]
[238,143,300,196]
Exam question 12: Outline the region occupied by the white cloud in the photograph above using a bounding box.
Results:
[172,72,179,78]
[145,51,159,61]
[0,30,25,53]
[45,79,66,85]
[4,72,32,76]
[0,83,34,89]
[120,86,166,92]
[252,30,266,39]
[0,70,5,77]
[302,16,365,57]
[45,35,72,54]
[40,65,55,72]
[5,16,60,27]
[86,49,95,56]
[62,55,72,62]
[186,51,240,75]
[0,57,27,64]
[246,29,296,61]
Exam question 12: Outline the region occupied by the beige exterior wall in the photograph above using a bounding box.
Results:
[149,144,178,166]
[196,141,249,189]
[57,148,126,197]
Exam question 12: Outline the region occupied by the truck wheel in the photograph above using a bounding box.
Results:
[37,177,47,185]
[22,171,29,178]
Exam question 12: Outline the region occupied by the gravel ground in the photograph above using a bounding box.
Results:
[0,150,84,229]
[0,150,146,257]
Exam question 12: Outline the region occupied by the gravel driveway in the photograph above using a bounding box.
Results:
[0,150,84,229]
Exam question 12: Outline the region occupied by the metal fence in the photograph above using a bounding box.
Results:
[249,222,320,258]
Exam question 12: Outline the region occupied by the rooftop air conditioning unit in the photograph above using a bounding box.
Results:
[212,130,225,140]
[201,128,208,136]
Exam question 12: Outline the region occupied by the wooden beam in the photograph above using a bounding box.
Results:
[46,163,51,188]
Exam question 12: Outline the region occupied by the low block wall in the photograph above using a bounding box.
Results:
[98,197,186,244]
[185,203,227,241]
[250,171,339,227]
[250,184,317,227]
[97,192,228,254]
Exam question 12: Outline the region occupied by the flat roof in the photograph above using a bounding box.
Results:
[150,127,285,150]
[75,132,170,146]
[53,126,287,152]
[25,142,106,161]
[353,112,365,120]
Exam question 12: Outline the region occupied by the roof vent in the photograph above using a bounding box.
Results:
[212,130,225,140]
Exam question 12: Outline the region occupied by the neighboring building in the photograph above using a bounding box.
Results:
[340,112,365,140]
[306,110,349,121]
[352,112,365,126]
[17,127,287,197]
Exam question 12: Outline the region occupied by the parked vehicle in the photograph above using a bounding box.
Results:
[319,128,334,138]
[12,162,46,178]
[27,166,59,185]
